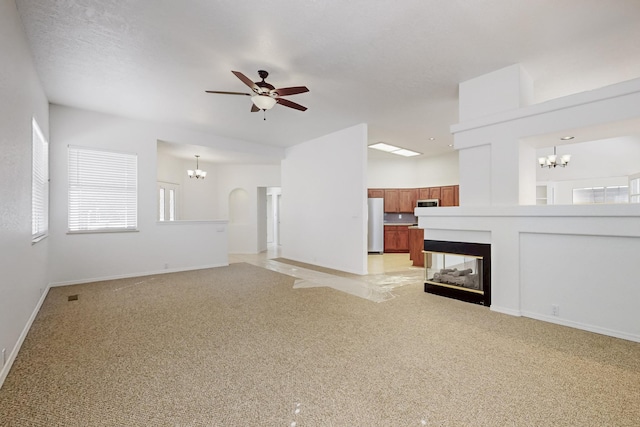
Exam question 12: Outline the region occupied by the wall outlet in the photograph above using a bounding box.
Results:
[164,263,169,270]
[551,304,560,316]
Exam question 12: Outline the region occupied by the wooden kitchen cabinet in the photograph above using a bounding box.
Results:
[418,188,431,200]
[384,225,409,253]
[429,187,442,201]
[454,185,459,206]
[384,189,399,212]
[398,188,417,212]
[384,226,396,252]
[408,227,424,266]
[441,185,456,206]
[397,226,409,251]
[368,188,385,198]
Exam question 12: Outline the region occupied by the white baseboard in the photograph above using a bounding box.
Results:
[490,305,522,317]
[0,285,51,389]
[521,310,640,343]
[48,263,229,288]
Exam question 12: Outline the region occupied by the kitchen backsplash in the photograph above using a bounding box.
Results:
[384,213,417,224]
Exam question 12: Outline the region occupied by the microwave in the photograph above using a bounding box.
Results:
[416,199,439,207]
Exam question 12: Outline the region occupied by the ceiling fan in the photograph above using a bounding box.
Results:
[206,70,309,116]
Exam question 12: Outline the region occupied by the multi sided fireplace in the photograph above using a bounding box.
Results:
[423,240,491,306]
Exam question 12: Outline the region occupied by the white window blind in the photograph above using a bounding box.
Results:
[32,118,49,241]
[68,146,137,232]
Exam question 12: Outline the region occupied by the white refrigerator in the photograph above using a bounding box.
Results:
[367,198,384,253]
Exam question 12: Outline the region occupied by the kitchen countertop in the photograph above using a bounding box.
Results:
[384,223,418,226]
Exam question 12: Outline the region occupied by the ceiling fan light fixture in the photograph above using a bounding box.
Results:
[251,94,277,110]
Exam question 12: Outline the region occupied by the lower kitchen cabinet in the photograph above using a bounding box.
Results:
[408,227,424,266]
[384,225,409,253]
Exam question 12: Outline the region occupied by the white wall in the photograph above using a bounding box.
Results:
[216,164,281,254]
[157,151,219,220]
[281,124,368,275]
[552,176,630,205]
[367,151,459,188]
[178,157,218,220]
[535,135,640,204]
[459,64,533,122]
[47,105,247,284]
[0,0,50,385]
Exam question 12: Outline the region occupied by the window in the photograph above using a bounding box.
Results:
[572,186,629,205]
[157,181,178,221]
[630,175,640,204]
[32,118,49,242]
[68,146,137,232]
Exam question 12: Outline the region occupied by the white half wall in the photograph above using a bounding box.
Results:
[417,205,640,342]
[0,0,50,387]
[281,124,368,275]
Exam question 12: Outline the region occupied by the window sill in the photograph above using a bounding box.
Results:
[67,229,139,235]
[32,234,48,244]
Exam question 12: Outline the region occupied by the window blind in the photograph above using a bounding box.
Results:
[68,146,137,232]
[32,119,49,240]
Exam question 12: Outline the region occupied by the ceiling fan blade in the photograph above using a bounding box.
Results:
[205,90,251,96]
[232,71,258,90]
[273,86,309,97]
[276,98,307,111]
[251,104,260,112]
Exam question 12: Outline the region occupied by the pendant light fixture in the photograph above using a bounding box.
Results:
[538,146,571,168]
[187,155,207,179]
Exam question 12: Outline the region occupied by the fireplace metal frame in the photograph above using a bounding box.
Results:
[423,240,491,306]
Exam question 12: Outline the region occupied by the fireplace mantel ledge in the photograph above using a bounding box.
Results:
[415,204,640,218]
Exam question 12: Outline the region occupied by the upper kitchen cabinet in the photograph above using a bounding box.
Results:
[368,188,385,198]
[440,185,459,206]
[384,189,399,212]
[384,189,416,213]
[429,187,442,201]
[399,189,417,212]
[418,188,431,200]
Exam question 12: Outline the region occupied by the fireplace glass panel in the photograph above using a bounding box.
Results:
[424,252,483,294]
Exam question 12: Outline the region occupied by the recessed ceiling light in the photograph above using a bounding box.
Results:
[560,136,574,140]
[393,148,421,157]
[368,142,400,152]
[428,137,435,141]
[448,144,453,147]
[368,143,421,157]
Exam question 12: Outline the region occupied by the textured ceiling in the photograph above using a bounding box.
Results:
[14,0,640,161]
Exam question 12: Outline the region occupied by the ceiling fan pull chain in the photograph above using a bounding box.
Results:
[263,110,266,121]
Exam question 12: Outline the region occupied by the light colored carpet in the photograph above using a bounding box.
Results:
[1,263,639,426]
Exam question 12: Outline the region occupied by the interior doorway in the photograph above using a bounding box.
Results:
[266,187,281,246]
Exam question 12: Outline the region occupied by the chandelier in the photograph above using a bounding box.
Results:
[187,155,207,179]
[538,146,571,168]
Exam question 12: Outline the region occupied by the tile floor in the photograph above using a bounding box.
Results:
[230,246,424,302]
